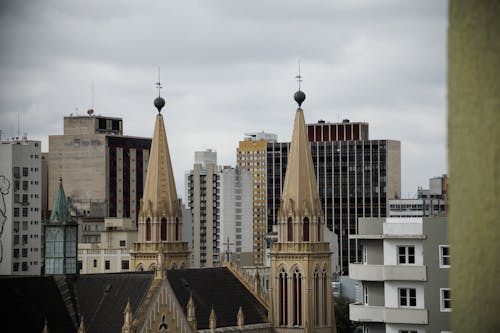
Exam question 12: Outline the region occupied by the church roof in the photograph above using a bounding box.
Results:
[279,107,322,217]
[167,267,268,329]
[140,113,180,217]
[76,272,154,333]
[49,180,72,224]
[0,275,78,333]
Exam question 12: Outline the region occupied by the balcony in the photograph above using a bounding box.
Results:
[349,304,428,324]
[349,263,427,281]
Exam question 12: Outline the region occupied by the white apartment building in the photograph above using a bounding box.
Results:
[77,217,137,274]
[0,137,42,275]
[349,217,451,333]
[185,150,253,267]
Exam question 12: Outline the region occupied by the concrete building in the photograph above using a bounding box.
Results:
[78,217,137,274]
[185,150,253,267]
[389,175,447,218]
[0,136,42,275]
[48,113,151,228]
[267,120,401,274]
[237,132,277,266]
[349,216,451,333]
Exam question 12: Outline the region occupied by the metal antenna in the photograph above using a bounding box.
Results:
[91,80,95,110]
[295,59,303,91]
[156,67,162,97]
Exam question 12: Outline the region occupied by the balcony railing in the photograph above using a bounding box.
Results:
[349,263,427,281]
[349,304,428,324]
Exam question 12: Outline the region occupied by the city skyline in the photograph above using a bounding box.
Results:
[0,1,447,197]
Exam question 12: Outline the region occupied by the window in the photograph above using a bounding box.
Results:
[21,248,28,258]
[22,181,28,191]
[399,331,417,333]
[363,286,369,305]
[399,288,417,307]
[78,261,83,270]
[22,207,28,217]
[398,245,415,264]
[13,262,19,271]
[439,245,450,268]
[160,218,167,241]
[22,167,28,176]
[146,218,151,241]
[440,288,452,311]
[93,259,97,268]
[119,240,126,247]
[121,260,129,270]
[105,260,110,270]
[13,249,19,258]
[22,262,28,271]
[14,208,19,217]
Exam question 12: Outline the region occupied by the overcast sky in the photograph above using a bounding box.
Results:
[0,0,448,199]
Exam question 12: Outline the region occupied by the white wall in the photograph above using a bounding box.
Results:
[384,239,424,266]
[384,281,425,309]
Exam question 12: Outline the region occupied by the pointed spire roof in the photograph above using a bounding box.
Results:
[279,105,322,218]
[140,113,179,217]
[49,178,71,224]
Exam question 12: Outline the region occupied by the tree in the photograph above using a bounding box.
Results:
[334,296,359,333]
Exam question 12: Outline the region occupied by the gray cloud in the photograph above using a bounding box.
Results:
[0,0,448,197]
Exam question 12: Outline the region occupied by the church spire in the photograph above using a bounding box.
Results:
[139,89,180,220]
[49,178,71,224]
[279,81,322,227]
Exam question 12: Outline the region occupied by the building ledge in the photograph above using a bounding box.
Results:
[349,304,428,324]
[349,263,427,281]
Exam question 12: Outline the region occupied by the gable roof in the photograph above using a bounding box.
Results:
[0,275,77,333]
[167,267,268,329]
[75,272,154,333]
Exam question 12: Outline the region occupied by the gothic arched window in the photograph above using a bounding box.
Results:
[313,267,320,326]
[303,217,309,241]
[322,267,328,325]
[161,218,167,241]
[279,267,288,326]
[146,218,151,241]
[175,217,179,241]
[293,267,302,326]
[287,217,293,242]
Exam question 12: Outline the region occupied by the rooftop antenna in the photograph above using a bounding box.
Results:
[156,67,162,97]
[295,59,303,91]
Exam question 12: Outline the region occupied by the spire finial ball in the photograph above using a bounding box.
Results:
[154,96,165,113]
[294,90,306,107]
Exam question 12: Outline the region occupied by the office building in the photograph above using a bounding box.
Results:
[267,120,401,274]
[185,150,253,267]
[0,136,42,275]
[237,132,277,266]
[78,217,137,274]
[389,175,448,218]
[48,113,152,229]
[43,178,78,275]
[349,216,451,333]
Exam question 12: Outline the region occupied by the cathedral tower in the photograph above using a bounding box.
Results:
[270,82,336,333]
[130,84,190,272]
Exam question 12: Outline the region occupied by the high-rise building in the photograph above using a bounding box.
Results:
[43,178,78,275]
[270,88,336,332]
[185,150,253,267]
[267,120,401,274]
[349,216,451,332]
[48,114,152,231]
[237,132,277,266]
[0,137,42,275]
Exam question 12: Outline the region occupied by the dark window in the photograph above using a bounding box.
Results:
[146,218,151,241]
[22,167,29,177]
[93,259,97,268]
[105,260,110,270]
[303,217,309,241]
[22,262,28,271]
[121,260,129,270]
[287,217,293,242]
[119,240,126,247]
[161,218,167,241]
[78,261,83,270]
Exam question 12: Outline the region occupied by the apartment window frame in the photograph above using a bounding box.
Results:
[439,245,450,268]
[440,288,452,312]
[399,288,417,308]
[105,260,110,270]
[397,245,416,265]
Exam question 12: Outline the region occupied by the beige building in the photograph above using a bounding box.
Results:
[237,132,277,266]
[78,217,137,274]
[48,114,151,225]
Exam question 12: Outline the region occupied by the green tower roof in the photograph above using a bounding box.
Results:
[49,179,71,224]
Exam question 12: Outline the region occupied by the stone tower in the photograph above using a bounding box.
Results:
[130,90,190,271]
[270,87,336,333]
